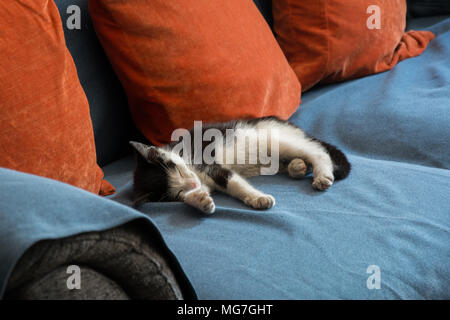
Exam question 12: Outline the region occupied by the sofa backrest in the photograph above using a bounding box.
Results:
[55,0,273,167]
[253,0,273,28]
[55,0,137,167]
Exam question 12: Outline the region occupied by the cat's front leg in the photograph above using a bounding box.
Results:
[204,165,275,210]
[225,173,275,210]
[183,188,216,214]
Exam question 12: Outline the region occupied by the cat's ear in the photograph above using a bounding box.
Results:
[147,146,160,162]
[129,141,160,162]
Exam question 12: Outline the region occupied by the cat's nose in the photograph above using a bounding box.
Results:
[192,181,199,189]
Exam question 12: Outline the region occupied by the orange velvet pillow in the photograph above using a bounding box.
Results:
[89,0,301,145]
[273,0,435,91]
[0,1,114,196]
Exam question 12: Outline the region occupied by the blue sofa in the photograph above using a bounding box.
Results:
[1,0,449,299]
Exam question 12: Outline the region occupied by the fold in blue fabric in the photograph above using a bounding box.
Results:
[0,168,195,298]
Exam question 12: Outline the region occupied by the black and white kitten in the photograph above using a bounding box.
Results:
[130,116,350,214]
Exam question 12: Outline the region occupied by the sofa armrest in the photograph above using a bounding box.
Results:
[0,167,196,300]
[5,221,183,300]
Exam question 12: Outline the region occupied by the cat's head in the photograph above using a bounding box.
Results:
[130,141,201,206]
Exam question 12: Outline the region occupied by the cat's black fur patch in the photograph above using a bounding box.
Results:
[170,121,239,162]
[319,141,351,180]
[243,115,299,130]
[312,138,351,180]
[196,164,233,189]
[132,148,171,206]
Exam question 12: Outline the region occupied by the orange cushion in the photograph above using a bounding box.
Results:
[273,0,435,91]
[89,0,301,145]
[0,0,114,196]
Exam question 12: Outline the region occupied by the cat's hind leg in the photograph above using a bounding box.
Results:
[278,135,334,190]
[287,158,307,179]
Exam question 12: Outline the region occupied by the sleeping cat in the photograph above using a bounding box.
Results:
[130,116,350,214]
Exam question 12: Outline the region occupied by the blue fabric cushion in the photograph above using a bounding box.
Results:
[0,168,194,298]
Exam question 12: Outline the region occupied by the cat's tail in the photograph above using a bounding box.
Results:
[317,140,351,180]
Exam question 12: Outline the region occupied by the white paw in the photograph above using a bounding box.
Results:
[244,194,275,210]
[288,158,307,179]
[312,174,334,191]
[184,189,216,214]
